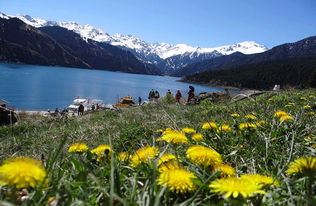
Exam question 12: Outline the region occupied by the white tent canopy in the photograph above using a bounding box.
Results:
[0,99,8,105]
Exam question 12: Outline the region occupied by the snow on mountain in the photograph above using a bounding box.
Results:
[0,12,10,20]
[9,14,113,42]
[153,43,197,59]
[112,34,153,53]
[1,12,268,73]
[13,14,48,27]
[210,41,268,55]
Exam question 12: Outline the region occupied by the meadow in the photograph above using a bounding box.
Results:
[1,90,316,205]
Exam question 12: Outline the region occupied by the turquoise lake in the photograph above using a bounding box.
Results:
[0,63,223,110]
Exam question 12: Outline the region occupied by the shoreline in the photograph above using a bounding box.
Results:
[177,79,254,93]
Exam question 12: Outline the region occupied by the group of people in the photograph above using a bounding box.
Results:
[48,103,89,117]
[148,89,160,102]
[147,86,195,104]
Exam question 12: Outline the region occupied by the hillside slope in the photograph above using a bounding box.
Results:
[183,56,316,90]
[0,17,89,68]
[39,26,160,74]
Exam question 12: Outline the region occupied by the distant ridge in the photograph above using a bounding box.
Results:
[182,36,316,89]
[175,35,316,76]
[183,56,316,90]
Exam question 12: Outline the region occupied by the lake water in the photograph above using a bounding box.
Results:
[0,63,223,110]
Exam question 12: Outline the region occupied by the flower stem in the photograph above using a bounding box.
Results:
[307,177,314,206]
[172,144,178,160]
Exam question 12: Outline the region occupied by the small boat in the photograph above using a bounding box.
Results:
[114,97,135,108]
[67,98,104,113]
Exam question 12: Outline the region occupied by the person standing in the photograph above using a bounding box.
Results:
[148,89,154,101]
[138,96,142,105]
[176,90,182,103]
[154,90,160,102]
[187,86,195,103]
[78,104,84,116]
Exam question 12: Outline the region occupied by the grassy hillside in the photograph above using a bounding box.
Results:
[1,90,316,205]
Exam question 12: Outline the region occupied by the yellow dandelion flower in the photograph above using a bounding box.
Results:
[209,177,266,198]
[155,129,164,133]
[213,164,236,177]
[256,120,267,126]
[186,145,222,167]
[118,152,130,161]
[231,113,240,118]
[288,102,295,105]
[182,127,196,134]
[287,157,316,176]
[267,98,273,101]
[304,105,311,109]
[309,95,315,98]
[192,133,204,141]
[279,115,293,121]
[274,110,288,118]
[68,142,89,153]
[91,144,112,156]
[158,168,197,193]
[307,112,315,116]
[163,128,174,135]
[300,97,307,100]
[91,145,112,162]
[156,137,163,142]
[245,114,257,120]
[240,174,278,186]
[239,123,257,130]
[157,153,177,167]
[0,157,47,188]
[202,122,218,130]
[160,131,188,144]
[158,161,180,172]
[217,124,232,132]
[130,146,159,167]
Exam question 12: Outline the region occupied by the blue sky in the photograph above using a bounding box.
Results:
[1,0,315,48]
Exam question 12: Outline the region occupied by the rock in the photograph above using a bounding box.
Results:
[187,91,231,105]
[0,108,17,125]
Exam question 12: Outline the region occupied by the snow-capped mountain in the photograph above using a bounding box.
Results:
[6,13,113,42]
[1,12,268,73]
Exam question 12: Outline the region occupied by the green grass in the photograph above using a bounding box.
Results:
[1,90,316,205]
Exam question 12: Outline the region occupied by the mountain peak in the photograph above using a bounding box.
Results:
[0,12,9,19]
[2,12,269,73]
[6,12,268,57]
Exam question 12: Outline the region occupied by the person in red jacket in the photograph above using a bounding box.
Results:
[175,90,182,103]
